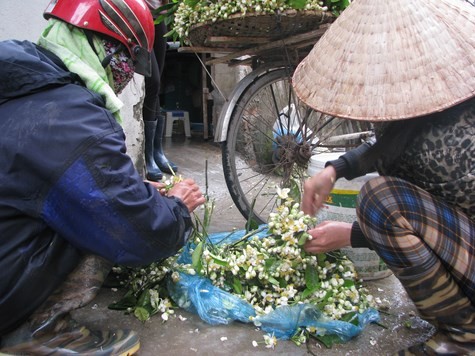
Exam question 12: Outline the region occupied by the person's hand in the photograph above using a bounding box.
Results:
[167,178,206,213]
[145,180,167,195]
[301,165,337,216]
[304,221,352,254]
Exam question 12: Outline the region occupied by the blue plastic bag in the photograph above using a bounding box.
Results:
[254,304,380,340]
[167,271,256,325]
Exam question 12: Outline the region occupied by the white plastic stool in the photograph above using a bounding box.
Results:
[164,110,191,138]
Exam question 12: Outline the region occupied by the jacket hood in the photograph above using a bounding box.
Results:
[0,40,74,105]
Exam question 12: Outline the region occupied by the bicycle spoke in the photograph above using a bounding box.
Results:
[222,66,373,223]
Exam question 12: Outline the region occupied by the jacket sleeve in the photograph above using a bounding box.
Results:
[350,221,372,249]
[324,137,379,249]
[41,130,193,267]
[325,136,378,180]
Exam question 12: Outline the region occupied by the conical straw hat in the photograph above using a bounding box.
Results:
[292,0,475,121]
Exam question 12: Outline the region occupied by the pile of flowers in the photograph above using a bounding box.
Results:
[153,0,350,41]
[109,178,377,348]
[184,187,375,320]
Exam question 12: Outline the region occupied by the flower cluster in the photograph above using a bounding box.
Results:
[183,188,375,320]
[109,257,179,322]
[162,174,184,192]
[173,0,329,39]
[107,173,206,322]
[110,181,376,348]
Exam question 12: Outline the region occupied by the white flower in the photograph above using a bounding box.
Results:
[123,182,377,331]
[263,333,277,349]
[252,340,258,347]
[264,305,274,314]
[276,187,290,199]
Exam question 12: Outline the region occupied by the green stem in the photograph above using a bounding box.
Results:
[226,226,268,250]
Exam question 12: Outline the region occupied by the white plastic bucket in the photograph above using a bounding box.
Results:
[308,152,392,280]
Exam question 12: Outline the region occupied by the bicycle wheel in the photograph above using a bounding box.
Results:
[222,66,371,224]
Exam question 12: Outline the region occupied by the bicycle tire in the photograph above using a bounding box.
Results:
[222,66,370,224]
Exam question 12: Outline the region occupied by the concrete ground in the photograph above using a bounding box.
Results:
[73,134,435,355]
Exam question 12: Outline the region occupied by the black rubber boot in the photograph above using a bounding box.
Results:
[144,120,163,181]
[154,115,178,175]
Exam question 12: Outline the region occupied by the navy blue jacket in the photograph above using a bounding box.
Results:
[0,40,192,335]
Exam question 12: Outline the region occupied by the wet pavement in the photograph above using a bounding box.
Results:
[73,135,434,355]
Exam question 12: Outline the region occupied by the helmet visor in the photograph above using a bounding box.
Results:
[133,46,152,77]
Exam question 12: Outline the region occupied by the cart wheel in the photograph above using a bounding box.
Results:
[222,66,372,224]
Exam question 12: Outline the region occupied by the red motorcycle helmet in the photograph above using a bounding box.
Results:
[44,0,155,77]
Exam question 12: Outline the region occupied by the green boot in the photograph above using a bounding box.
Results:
[394,258,475,355]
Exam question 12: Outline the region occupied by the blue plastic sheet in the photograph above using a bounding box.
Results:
[167,272,256,325]
[167,228,380,341]
[254,304,380,340]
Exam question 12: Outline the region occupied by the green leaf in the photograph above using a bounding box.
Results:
[290,329,306,346]
[305,264,320,291]
[265,258,282,277]
[287,0,306,9]
[317,253,327,266]
[137,289,151,308]
[184,0,200,7]
[343,279,355,288]
[134,307,150,322]
[247,219,259,231]
[291,259,301,268]
[107,290,137,310]
[245,198,258,232]
[288,176,303,204]
[312,334,343,348]
[301,287,313,300]
[340,311,359,326]
[297,232,308,246]
[209,253,228,267]
[268,276,280,286]
[152,3,175,17]
[192,241,204,271]
[322,290,332,302]
[265,257,277,269]
[279,278,288,288]
[232,277,243,294]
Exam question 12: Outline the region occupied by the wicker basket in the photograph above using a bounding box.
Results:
[187,9,335,48]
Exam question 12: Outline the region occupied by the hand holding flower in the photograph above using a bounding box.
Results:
[305,221,352,254]
[167,178,206,212]
[301,165,337,216]
[145,180,167,195]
